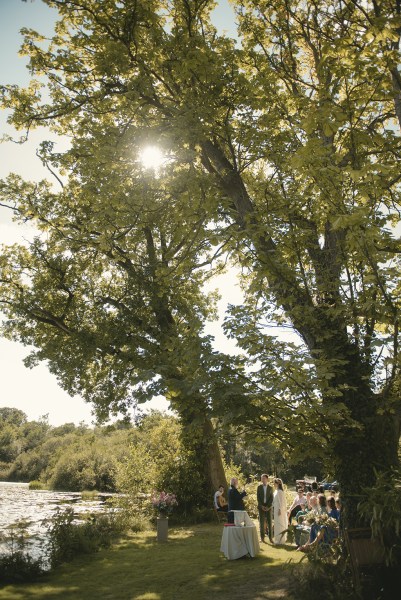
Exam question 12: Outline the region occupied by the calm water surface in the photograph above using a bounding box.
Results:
[0,481,113,560]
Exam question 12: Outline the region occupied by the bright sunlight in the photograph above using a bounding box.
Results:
[139,145,166,170]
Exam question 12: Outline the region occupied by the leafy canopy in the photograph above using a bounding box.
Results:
[1,1,401,476]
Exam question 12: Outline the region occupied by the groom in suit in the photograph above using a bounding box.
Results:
[257,473,273,543]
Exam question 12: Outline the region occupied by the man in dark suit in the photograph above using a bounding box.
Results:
[257,473,273,543]
[227,477,247,523]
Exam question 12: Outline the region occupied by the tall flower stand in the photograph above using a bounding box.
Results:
[157,514,168,542]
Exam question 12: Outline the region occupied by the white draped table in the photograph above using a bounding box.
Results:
[220,511,260,560]
[231,510,254,527]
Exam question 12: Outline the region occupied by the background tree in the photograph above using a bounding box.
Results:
[0,112,237,495]
[0,409,132,490]
[1,0,401,529]
[117,411,208,515]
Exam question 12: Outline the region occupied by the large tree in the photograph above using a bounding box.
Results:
[2,0,401,526]
[0,133,237,494]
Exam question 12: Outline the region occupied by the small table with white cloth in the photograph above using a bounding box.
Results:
[220,511,260,559]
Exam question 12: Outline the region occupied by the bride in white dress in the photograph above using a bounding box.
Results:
[273,478,288,544]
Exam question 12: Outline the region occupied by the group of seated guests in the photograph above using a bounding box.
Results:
[287,483,341,551]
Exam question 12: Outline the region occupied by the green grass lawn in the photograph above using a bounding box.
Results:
[0,522,304,600]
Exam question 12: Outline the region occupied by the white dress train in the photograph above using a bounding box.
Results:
[273,489,288,544]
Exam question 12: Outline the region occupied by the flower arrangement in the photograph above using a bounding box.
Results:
[315,513,339,531]
[151,491,178,516]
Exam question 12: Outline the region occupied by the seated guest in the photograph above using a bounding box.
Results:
[294,506,306,523]
[327,495,340,521]
[297,513,338,553]
[214,485,228,512]
[294,514,310,548]
[287,487,307,523]
[307,494,320,515]
[317,493,328,515]
[293,493,319,547]
[297,514,320,550]
[227,477,247,523]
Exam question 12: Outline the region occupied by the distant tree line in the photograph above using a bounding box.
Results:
[0,407,323,502]
[0,407,131,491]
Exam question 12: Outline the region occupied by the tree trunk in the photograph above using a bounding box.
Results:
[202,418,227,493]
[319,337,400,528]
[178,399,227,500]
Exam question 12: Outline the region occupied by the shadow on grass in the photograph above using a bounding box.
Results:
[0,524,302,600]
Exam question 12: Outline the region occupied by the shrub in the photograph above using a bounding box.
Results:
[126,514,151,533]
[117,413,208,518]
[81,490,99,500]
[290,560,354,600]
[0,520,43,583]
[29,480,46,490]
[0,551,43,584]
[358,467,401,567]
[48,447,118,492]
[169,506,215,525]
[45,506,125,568]
[0,461,10,480]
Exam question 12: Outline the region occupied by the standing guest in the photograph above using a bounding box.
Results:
[227,477,247,523]
[273,478,288,545]
[257,474,273,543]
[214,485,228,512]
[287,487,307,524]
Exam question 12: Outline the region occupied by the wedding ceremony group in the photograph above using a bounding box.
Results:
[215,475,341,554]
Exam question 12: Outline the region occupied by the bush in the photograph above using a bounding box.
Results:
[290,560,354,600]
[48,447,118,492]
[45,506,125,568]
[170,506,216,525]
[29,480,46,490]
[0,551,43,584]
[0,461,10,480]
[81,490,99,500]
[126,514,151,533]
[117,413,210,518]
[0,520,44,583]
[358,467,401,567]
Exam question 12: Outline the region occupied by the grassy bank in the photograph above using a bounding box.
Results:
[0,522,304,600]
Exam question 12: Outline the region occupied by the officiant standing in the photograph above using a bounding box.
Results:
[227,477,247,523]
[257,474,273,543]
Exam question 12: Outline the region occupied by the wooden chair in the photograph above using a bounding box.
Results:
[344,528,386,597]
[213,506,227,523]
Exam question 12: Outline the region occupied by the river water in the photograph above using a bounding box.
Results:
[0,481,113,562]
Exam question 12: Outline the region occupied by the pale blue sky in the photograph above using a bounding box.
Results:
[0,0,242,425]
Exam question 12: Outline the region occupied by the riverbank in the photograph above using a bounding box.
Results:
[0,481,116,563]
[0,523,304,600]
